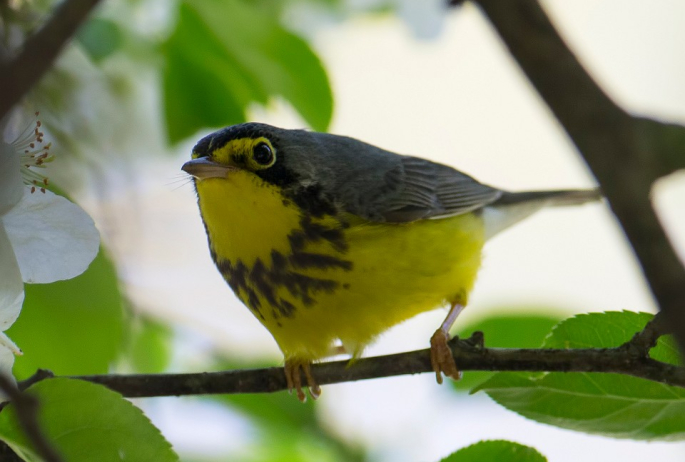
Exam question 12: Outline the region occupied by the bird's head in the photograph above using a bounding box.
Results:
[182,123,301,188]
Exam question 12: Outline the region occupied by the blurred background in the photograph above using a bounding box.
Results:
[5,0,685,460]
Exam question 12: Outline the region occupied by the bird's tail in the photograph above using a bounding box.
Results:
[482,188,602,240]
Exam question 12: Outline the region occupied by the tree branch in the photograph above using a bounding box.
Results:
[14,335,681,398]
[625,312,669,356]
[0,0,103,120]
[473,0,685,352]
[637,117,685,179]
[0,375,63,462]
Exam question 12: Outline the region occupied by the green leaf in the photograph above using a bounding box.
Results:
[244,427,348,462]
[451,311,562,391]
[227,395,365,460]
[440,440,547,462]
[76,18,123,63]
[8,248,125,379]
[543,311,680,366]
[214,359,365,461]
[224,389,318,429]
[212,356,322,430]
[0,378,178,462]
[162,0,333,143]
[128,317,173,374]
[475,311,685,440]
[162,4,247,143]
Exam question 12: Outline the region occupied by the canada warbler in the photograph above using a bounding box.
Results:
[182,123,600,401]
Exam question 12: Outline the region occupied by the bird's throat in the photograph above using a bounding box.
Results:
[196,172,302,266]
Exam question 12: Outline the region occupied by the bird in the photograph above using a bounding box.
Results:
[182,122,600,401]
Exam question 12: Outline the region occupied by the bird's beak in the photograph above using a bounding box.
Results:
[182,158,238,179]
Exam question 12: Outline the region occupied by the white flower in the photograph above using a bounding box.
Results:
[0,114,100,377]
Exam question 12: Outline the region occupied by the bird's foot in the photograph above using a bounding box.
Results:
[284,359,321,402]
[430,329,462,385]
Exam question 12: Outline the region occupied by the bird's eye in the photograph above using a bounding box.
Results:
[253,142,274,166]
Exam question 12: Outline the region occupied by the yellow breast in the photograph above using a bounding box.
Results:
[196,172,486,361]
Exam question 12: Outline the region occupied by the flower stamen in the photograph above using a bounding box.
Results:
[11,112,54,194]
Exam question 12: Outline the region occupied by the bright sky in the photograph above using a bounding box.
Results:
[85,1,685,460]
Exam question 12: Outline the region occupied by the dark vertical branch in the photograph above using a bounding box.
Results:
[474,0,685,351]
[0,0,103,119]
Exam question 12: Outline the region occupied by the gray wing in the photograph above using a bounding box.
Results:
[331,154,503,223]
[368,156,503,222]
[283,131,503,223]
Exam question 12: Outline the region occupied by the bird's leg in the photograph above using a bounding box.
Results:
[430,302,466,384]
[284,359,321,402]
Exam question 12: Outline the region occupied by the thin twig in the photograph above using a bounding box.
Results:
[0,375,63,462]
[0,0,103,119]
[17,370,54,391]
[474,0,685,353]
[15,335,677,398]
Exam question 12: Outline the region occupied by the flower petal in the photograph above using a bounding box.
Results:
[0,142,24,216]
[0,224,24,330]
[3,187,100,283]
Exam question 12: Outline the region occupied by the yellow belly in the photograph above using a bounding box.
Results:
[196,172,485,361]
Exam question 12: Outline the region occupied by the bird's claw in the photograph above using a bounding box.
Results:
[284,359,321,402]
[430,329,462,384]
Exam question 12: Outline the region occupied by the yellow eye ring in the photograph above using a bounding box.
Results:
[253,141,275,167]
